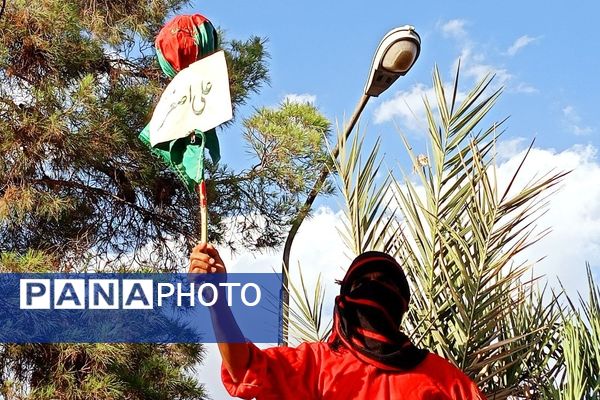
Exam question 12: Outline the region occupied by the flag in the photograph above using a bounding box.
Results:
[139,14,221,191]
[139,126,219,192]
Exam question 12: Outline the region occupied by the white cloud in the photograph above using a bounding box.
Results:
[496,137,530,161]
[439,19,467,39]
[562,105,593,135]
[373,83,467,131]
[212,208,349,313]
[220,207,348,279]
[453,46,512,88]
[466,62,512,87]
[506,35,539,56]
[283,93,317,104]
[440,20,530,93]
[494,143,600,295]
[373,83,434,129]
[396,141,600,296]
[512,83,538,94]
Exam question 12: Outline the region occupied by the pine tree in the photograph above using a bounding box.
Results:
[0,0,331,397]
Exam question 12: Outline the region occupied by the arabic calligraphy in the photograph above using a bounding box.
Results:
[148,51,233,147]
[159,80,213,131]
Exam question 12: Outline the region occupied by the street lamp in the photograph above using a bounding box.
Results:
[365,25,421,96]
[279,25,421,345]
[342,25,421,143]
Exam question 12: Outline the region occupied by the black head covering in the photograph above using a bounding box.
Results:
[329,251,427,370]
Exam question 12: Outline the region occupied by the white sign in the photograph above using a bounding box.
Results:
[149,50,233,147]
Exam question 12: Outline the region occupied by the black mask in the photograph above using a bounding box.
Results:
[345,278,407,334]
[331,251,428,370]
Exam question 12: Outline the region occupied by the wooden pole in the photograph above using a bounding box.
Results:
[198,181,208,243]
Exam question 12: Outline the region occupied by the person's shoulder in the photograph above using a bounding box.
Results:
[418,352,475,382]
[416,353,485,399]
[258,341,344,376]
[261,341,325,361]
[263,341,323,353]
[263,341,346,365]
[420,353,467,375]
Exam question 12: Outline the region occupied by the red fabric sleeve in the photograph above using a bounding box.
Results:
[221,342,319,400]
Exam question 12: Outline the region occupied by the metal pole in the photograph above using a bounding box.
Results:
[279,93,370,345]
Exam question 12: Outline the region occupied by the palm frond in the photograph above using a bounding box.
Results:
[285,263,332,345]
[331,127,400,256]
[288,64,579,399]
[388,66,566,397]
[552,264,600,399]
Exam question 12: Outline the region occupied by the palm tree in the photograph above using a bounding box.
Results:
[545,264,600,399]
[287,67,578,399]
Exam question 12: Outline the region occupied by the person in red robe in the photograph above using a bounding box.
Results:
[189,243,485,399]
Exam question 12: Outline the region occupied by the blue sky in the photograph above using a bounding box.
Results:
[175,2,600,398]
[183,0,600,291]
[191,0,598,158]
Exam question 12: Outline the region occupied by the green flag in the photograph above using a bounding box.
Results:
[139,125,220,192]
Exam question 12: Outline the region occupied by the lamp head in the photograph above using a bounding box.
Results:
[365,26,421,97]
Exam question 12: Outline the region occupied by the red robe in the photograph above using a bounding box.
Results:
[221,342,485,399]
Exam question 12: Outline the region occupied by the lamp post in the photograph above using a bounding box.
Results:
[279,26,422,345]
